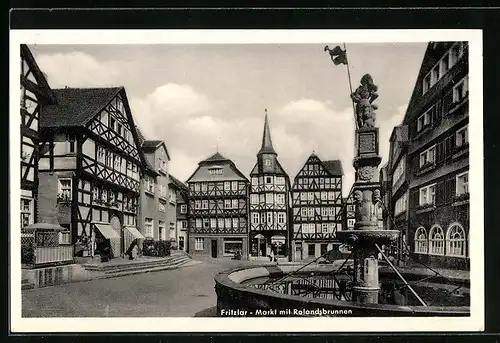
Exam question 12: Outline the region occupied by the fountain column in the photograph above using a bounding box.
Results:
[336,73,399,305]
[351,127,383,304]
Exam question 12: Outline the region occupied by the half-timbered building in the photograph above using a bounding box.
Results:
[20,44,56,228]
[38,86,147,259]
[249,112,291,259]
[187,152,249,259]
[291,153,344,261]
[139,140,171,242]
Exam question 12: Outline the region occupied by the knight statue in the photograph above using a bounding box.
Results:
[351,74,379,129]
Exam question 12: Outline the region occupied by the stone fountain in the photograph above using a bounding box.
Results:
[335,73,400,304]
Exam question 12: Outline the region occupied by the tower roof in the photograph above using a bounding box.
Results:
[257,110,277,155]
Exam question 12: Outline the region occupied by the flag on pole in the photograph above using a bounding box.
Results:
[324,45,348,65]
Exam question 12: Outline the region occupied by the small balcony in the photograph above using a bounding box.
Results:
[452,192,470,206]
[452,143,469,160]
[417,161,436,176]
[415,203,436,214]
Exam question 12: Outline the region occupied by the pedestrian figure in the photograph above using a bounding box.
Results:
[267,245,272,262]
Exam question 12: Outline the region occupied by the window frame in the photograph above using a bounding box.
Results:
[428,225,445,256]
[414,227,428,254]
[456,171,469,195]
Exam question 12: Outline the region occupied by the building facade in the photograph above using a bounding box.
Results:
[290,153,344,261]
[398,41,469,270]
[385,125,410,262]
[249,113,291,259]
[38,86,146,258]
[139,140,171,242]
[187,152,249,259]
[20,44,56,229]
[170,176,189,252]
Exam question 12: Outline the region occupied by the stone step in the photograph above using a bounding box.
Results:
[21,278,35,290]
[83,255,185,272]
[101,256,191,275]
[96,258,200,279]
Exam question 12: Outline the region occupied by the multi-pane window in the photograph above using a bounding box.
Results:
[210,218,217,228]
[300,193,307,201]
[276,177,285,185]
[327,191,335,201]
[414,227,428,254]
[202,200,208,209]
[419,184,436,206]
[181,220,187,229]
[305,208,313,218]
[144,218,153,238]
[250,194,259,204]
[456,126,468,147]
[265,193,274,204]
[97,146,105,163]
[321,223,328,234]
[232,199,239,209]
[195,238,204,251]
[419,145,436,167]
[21,198,32,228]
[276,194,285,204]
[392,159,405,186]
[218,218,224,228]
[195,218,202,228]
[159,202,165,212]
[456,172,469,195]
[266,212,273,224]
[232,217,238,228]
[301,208,307,217]
[251,177,258,185]
[208,167,223,175]
[423,42,465,95]
[320,192,327,201]
[168,190,176,204]
[105,151,113,167]
[453,75,469,103]
[92,187,99,200]
[307,192,314,201]
[224,182,230,191]
[145,176,155,194]
[224,199,231,209]
[231,181,238,190]
[201,183,207,192]
[278,213,285,224]
[417,111,431,132]
[429,226,445,255]
[195,200,201,209]
[265,159,271,166]
[321,207,328,217]
[58,179,72,200]
[225,218,232,228]
[252,213,259,224]
[447,224,466,257]
[394,194,407,215]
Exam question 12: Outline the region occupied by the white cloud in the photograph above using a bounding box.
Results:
[35,52,120,88]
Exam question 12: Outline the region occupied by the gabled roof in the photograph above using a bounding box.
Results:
[40,87,122,128]
[141,140,171,161]
[169,175,189,192]
[201,152,229,164]
[322,160,344,176]
[187,151,248,183]
[21,44,56,104]
[257,111,277,155]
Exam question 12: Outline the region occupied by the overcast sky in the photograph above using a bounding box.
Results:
[29,43,427,196]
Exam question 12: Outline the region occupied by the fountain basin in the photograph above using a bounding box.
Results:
[214,263,470,317]
[336,230,400,246]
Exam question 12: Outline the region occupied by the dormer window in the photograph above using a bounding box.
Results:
[159,159,168,174]
[208,166,223,175]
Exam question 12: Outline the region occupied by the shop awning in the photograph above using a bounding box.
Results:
[125,226,145,239]
[94,223,120,240]
[271,235,286,243]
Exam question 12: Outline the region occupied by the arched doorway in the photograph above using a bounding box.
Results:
[110,215,122,258]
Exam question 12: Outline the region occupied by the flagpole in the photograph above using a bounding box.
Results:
[343,43,358,130]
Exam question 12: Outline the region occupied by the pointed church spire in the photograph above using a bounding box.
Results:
[258,109,277,155]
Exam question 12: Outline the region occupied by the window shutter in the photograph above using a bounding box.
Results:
[435,181,445,206]
[410,189,420,210]
[436,141,445,163]
[444,178,456,204]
